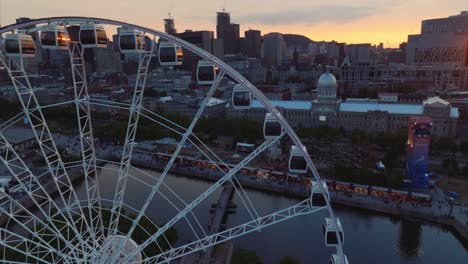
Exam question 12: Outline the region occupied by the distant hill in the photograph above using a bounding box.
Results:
[283,34,314,47]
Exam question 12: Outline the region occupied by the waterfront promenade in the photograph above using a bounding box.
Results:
[2,133,466,243]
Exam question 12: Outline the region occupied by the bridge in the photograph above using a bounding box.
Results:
[180,184,236,264]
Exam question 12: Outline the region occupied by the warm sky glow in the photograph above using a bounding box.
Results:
[1,0,467,47]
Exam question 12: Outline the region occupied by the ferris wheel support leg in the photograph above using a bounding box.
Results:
[0,53,97,256]
[106,44,155,238]
[67,40,104,261]
[0,133,88,262]
[121,131,284,263]
[104,71,226,264]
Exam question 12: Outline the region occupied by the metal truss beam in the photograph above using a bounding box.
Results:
[67,39,103,262]
[0,133,86,262]
[107,43,155,233]
[105,71,226,264]
[122,131,284,263]
[0,52,96,257]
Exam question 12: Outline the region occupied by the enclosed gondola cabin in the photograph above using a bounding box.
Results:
[289,145,308,174]
[118,28,145,53]
[158,42,183,66]
[263,113,283,139]
[40,25,68,50]
[323,218,344,247]
[311,181,329,207]
[197,60,217,85]
[79,24,108,48]
[329,254,349,264]
[4,33,36,58]
[232,84,251,109]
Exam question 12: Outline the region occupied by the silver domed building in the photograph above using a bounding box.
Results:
[227,69,458,137]
[313,71,339,113]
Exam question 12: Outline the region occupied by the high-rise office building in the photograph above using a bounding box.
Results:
[216,11,230,27]
[345,44,372,65]
[244,29,261,58]
[216,11,240,55]
[175,30,220,70]
[164,17,177,35]
[261,33,287,66]
[407,11,468,66]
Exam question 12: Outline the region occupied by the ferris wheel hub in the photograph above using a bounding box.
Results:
[99,235,142,263]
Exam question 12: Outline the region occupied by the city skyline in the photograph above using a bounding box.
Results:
[1,0,466,47]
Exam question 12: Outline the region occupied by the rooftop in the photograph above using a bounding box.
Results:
[207,98,226,107]
[3,127,36,145]
[340,100,459,118]
[251,100,312,110]
[340,102,424,115]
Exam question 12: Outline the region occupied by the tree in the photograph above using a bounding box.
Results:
[442,158,459,177]
[279,256,302,264]
[459,141,468,155]
[231,248,263,264]
[431,136,458,154]
[462,164,468,178]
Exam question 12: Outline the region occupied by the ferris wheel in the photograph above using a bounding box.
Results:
[0,17,347,264]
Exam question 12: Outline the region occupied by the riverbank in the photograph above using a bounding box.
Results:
[2,155,467,246]
[128,157,468,244]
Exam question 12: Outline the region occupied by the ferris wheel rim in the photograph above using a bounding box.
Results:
[0,16,345,262]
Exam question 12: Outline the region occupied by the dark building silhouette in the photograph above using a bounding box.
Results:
[164,17,177,35]
[175,30,215,70]
[244,29,261,58]
[216,11,240,55]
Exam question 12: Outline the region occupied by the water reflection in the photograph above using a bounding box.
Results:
[398,220,423,259]
[47,164,468,263]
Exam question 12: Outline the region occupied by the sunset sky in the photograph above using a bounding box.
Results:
[1,0,466,47]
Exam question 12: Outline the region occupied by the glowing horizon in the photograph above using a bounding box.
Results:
[1,0,466,48]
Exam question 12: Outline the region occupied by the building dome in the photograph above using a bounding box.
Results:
[318,72,337,86]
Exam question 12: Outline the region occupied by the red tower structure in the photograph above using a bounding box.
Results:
[406,116,432,189]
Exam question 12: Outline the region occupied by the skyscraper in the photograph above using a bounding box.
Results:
[244,29,261,58]
[406,116,432,189]
[216,11,230,26]
[261,33,287,66]
[216,11,240,55]
[164,17,177,35]
[175,30,216,70]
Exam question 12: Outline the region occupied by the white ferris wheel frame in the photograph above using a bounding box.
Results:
[0,16,346,264]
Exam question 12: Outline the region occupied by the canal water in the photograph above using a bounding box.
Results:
[71,164,468,264]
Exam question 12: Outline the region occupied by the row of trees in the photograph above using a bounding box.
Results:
[441,158,468,178]
[91,112,264,144]
[431,136,468,155]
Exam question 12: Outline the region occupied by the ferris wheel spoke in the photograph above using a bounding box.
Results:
[0,133,90,261]
[182,129,262,222]
[105,40,156,249]
[0,228,59,264]
[104,70,226,264]
[121,132,283,263]
[120,163,209,240]
[0,202,75,262]
[67,39,104,262]
[144,199,322,264]
[0,53,98,255]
